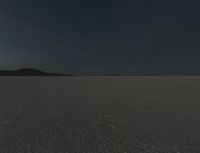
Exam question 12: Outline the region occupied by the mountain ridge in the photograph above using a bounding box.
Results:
[0,68,72,76]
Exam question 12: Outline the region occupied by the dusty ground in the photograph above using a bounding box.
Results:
[0,76,200,153]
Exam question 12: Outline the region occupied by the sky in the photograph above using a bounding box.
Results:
[0,0,200,75]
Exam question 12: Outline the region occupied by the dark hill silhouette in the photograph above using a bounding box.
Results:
[0,68,72,76]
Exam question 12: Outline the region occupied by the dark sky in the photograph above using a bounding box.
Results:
[0,0,200,74]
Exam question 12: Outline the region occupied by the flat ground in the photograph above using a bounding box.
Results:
[0,77,200,153]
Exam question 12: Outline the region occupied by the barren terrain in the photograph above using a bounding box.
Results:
[0,77,200,153]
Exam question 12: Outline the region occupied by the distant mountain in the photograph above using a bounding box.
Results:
[0,68,73,76]
[108,74,124,76]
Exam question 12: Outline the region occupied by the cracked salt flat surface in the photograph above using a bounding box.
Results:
[0,76,200,153]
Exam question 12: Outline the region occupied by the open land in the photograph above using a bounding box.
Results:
[0,77,200,153]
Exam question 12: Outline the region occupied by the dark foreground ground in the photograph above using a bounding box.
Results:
[0,77,200,153]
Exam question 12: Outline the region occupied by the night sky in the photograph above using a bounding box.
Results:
[0,0,200,75]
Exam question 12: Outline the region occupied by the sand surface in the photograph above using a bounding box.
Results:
[0,76,200,153]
